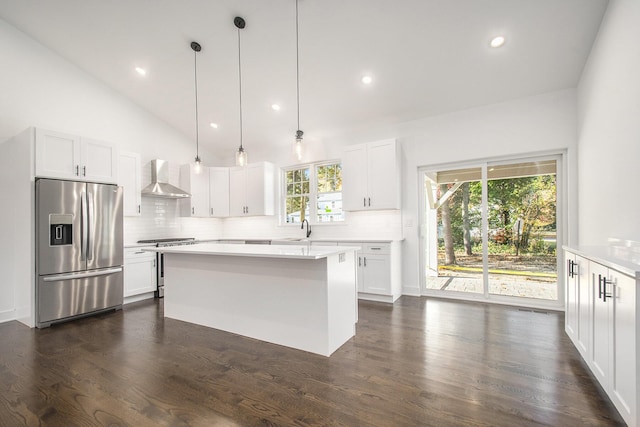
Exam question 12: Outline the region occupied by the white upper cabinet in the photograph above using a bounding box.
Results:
[35,129,81,179]
[342,139,400,211]
[209,167,230,218]
[119,151,142,217]
[35,128,118,184]
[229,162,275,217]
[81,138,118,183]
[179,164,210,218]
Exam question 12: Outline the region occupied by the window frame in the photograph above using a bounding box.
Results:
[281,160,345,226]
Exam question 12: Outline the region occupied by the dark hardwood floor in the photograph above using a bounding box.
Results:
[0,297,625,426]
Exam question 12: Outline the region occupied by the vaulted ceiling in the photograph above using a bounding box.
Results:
[0,0,608,155]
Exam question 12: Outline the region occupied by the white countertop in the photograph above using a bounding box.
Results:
[143,243,361,260]
[564,245,640,277]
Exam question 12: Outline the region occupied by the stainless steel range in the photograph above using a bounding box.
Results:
[136,238,197,297]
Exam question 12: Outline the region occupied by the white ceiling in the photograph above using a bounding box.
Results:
[0,0,608,155]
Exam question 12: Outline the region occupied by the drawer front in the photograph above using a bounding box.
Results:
[124,247,156,261]
[363,243,390,254]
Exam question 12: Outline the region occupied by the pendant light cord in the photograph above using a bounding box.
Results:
[295,0,300,132]
[238,27,243,150]
[194,47,200,159]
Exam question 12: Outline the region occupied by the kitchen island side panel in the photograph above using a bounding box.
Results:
[164,252,357,356]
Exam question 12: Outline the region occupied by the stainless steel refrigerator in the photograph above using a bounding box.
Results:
[36,179,123,328]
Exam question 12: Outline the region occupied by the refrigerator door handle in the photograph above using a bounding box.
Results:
[80,191,88,261]
[42,267,123,282]
[87,192,94,261]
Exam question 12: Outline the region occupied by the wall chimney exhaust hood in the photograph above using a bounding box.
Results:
[141,159,191,198]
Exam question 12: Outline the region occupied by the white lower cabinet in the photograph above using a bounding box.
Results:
[565,252,589,358]
[564,248,638,426]
[124,248,157,301]
[338,242,401,303]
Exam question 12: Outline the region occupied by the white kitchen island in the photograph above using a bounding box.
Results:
[144,243,359,357]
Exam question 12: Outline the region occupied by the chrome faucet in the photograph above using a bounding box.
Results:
[301,219,312,238]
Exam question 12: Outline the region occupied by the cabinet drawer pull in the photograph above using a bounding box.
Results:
[371,247,381,250]
[134,251,145,254]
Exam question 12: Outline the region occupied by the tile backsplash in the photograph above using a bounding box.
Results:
[123,196,223,244]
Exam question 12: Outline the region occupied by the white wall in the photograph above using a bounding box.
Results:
[577,0,640,246]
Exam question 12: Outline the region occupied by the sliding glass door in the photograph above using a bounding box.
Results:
[421,155,560,306]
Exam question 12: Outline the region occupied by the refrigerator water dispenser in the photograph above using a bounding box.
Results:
[49,214,73,246]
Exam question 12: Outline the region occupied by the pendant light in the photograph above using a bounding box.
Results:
[293,0,304,161]
[191,41,203,173]
[234,17,248,167]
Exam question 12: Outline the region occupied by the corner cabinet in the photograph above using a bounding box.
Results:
[35,128,118,184]
[342,139,401,211]
[119,151,142,216]
[564,247,639,426]
[229,162,275,217]
[338,241,402,303]
[179,164,210,218]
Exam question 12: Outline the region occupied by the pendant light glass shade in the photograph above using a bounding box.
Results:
[235,17,248,167]
[191,41,203,173]
[235,146,247,167]
[293,130,304,161]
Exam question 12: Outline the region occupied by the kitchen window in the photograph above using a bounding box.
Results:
[283,162,344,224]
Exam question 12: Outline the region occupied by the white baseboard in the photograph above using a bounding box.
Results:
[0,309,15,324]
[124,292,155,305]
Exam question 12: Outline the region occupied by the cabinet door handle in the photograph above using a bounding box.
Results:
[153,259,156,268]
[210,208,213,215]
[363,197,366,207]
[192,207,195,215]
[83,165,86,176]
[358,256,361,267]
[364,257,367,267]
[598,274,603,299]
[371,247,381,251]
[75,165,79,176]
[568,260,573,278]
[368,197,371,207]
[138,205,141,214]
[598,274,612,301]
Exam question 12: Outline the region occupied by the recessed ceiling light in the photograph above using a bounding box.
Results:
[210,123,218,129]
[490,36,506,48]
[271,104,281,111]
[361,75,373,85]
[135,66,147,76]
